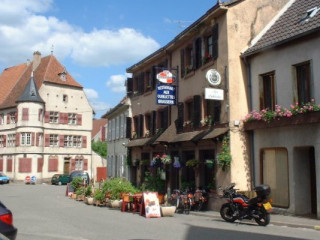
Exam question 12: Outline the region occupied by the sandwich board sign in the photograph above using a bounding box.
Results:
[143,192,161,218]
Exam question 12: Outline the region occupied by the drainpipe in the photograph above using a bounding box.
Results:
[243,55,255,190]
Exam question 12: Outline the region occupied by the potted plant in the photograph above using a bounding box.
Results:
[94,188,105,206]
[186,159,200,168]
[161,154,171,165]
[70,176,83,199]
[205,159,214,168]
[75,186,85,201]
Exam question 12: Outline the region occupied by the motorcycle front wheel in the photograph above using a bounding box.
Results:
[254,210,270,226]
[220,203,236,222]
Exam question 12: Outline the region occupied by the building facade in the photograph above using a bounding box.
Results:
[125,0,290,193]
[242,0,320,217]
[0,52,93,182]
[102,97,131,181]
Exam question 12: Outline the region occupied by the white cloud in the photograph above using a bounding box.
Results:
[90,101,111,114]
[0,0,160,67]
[106,74,127,93]
[84,88,99,99]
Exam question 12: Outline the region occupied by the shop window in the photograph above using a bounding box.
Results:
[261,148,289,207]
[260,72,276,111]
[295,61,311,105]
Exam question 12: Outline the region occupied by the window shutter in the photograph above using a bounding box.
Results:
[150,111,156,135]
[138,114,143,138]
[212,23,219,60]
[176,102,184,133]
[59,135,64,147]
[0,159,3,172]
[82,136,87,148]
[193,95,201,128]
[151,66,157,90]
[71,159,76,171]
[15,133,20,146]
[59,112,64,124]
[3,135,6,147]
[195,38,202,69]
[125,117,132,138]
[36,133,39,146]
[37,158,43,172]
[7,113,10,124]
[19,158,32,173]
[15,111,18,122]
[44,134,50,147]
[76,114,82,125]
[180,49,185,77]
[38,109,42,121]
[44,111,49,123]
[22,108,29,120]
[83,159,88,171]
[32,132,35,146]
[126,78,133,97]
[7,159,12,172]
[101,126,106,141]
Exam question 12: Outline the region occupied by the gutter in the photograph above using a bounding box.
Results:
[242,55,255,190]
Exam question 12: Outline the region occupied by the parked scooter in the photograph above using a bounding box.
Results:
[219,183,272,226]
[193,188,208,211]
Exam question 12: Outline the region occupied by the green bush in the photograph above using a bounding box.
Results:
[94,188,105,202]
[101,178,139,200]
[85,185,92,197]
[141,172,165,194]
[75,186,86,196]
[70,176,83,192]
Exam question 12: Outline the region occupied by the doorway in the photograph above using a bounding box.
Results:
[64,158,70,174]
[294,147,317,216]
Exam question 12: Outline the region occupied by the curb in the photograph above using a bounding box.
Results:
[190,212,319,230]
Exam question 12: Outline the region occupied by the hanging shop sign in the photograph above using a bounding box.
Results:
[205,88,224,100]
[206,69,221,86]
[156,84,176,105]
[157,70,175,84]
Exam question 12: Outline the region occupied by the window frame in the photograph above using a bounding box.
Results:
[260,71,276,111]
[295,61,312,105]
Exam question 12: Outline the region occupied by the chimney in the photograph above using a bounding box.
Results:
[32,51,41,71]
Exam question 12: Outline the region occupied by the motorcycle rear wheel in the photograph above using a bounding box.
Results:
[220,204,236,222]
[254,211,270,226]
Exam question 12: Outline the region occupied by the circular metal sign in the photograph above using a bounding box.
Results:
[206,69,221,86]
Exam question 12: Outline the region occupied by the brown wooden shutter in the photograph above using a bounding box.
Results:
[151,66,156,90]
[125,117,132,138]
[82,136,87,148]
[15,133,20,146]
[193,95,201,128]
[150,111,156,135]
[3,135,6,147]
[44,111,50,123]
[7,158,12,172]
[175,102,184,133]
[163,107,169,130]
[48,158,58,172]
[7,113,10,124]
[37,158,43,172]
[19,158,32,173]
[64,113,68,124]
[101,126,105,141]
[180,49,185,77]
[59,112,64,124]
[59,135,64,147]
[76,114,82,125]
[83,159,88,171]
[138,114,143,138]
[0,158,3,171]
[71,159,76,171]
[126,78,133,97]
[36,133,39,146]
[22,108,29,120]
[32,132,35,146]
[15,111,18,123]
[45,134,50,147]
[212,23,219,60]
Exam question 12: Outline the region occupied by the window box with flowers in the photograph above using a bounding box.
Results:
[202,53,212,65]
[243,100,320,131]
[186,159,200,169]
[201,115,213,127]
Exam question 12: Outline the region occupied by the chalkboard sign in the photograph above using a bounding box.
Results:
[143,192,161,218]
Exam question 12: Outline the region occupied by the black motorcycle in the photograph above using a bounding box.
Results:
[220,183,272,226]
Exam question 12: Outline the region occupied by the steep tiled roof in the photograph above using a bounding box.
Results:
[0,54,83,109]
[243,0,320,56]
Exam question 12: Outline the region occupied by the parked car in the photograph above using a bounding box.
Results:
[51,174,70,185]
[0,172,10,184]
[0,201,17,240]
[68,171,90,185]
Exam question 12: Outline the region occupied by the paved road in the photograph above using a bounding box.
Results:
[1,183,319,240]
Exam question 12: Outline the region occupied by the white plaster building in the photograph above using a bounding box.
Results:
[0,52,93,182]
[102,97,131,181]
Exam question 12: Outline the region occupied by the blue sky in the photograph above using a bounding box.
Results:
[0,0,219,118]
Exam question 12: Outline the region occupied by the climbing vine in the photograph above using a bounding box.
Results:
[217,134,232,171]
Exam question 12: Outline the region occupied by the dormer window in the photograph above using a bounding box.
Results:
[58,68,67,81]
[300,7,319,23]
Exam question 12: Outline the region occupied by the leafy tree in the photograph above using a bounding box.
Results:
[92,140,107,157]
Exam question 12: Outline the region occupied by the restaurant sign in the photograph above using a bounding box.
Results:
[205,88,224,101]
[156,70,175,84]
[156,84,176,105]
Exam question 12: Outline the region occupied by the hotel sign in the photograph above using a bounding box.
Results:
[205,88,224,101]
[156,84,176,105]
